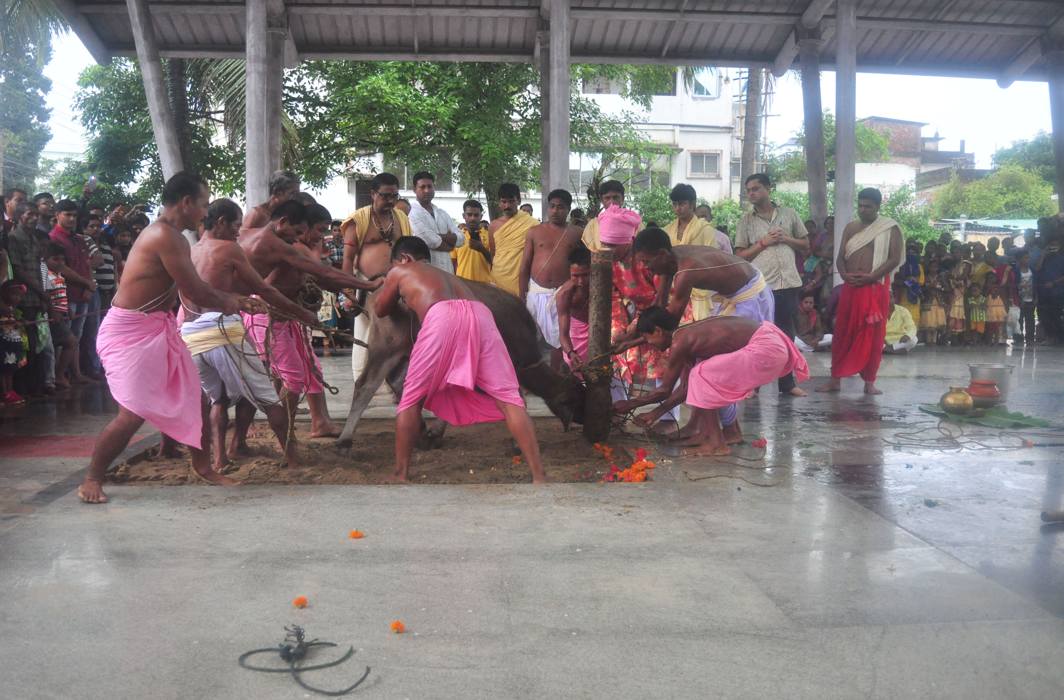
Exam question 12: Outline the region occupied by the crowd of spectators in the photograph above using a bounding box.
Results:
[0,186,152,404]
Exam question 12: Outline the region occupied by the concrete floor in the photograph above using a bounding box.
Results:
[2,345,1063,698]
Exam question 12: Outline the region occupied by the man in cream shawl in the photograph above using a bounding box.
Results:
[818,188,903,395]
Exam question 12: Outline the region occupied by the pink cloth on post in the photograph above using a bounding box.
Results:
[242,313,324,394]
[96,307,203,447]
[687,322,809,409]
[597,205,642,245]
[397,299,524,425]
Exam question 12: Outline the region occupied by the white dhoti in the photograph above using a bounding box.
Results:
[526,279,560,348]
[351,311,371,381]
[181,312,279,409]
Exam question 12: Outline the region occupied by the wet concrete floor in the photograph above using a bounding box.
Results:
[1,344,1063,698]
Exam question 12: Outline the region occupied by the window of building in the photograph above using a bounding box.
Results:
[689,151,721,178]
[691,67,720,99]
[730,159,741,179]
[382,154,454,190]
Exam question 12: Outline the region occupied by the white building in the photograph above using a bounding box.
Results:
[308,67,742,222]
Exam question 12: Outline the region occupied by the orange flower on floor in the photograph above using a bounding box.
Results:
[390,620,406,634]
[292,595,309,608]
[348,530,365,539]
[512,455,522,465]
[751,437,768,449]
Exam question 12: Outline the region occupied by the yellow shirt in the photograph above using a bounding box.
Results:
[885,305,917,345]
[581,213,645,251]
[451,224,493,283]
[490,211,538,296]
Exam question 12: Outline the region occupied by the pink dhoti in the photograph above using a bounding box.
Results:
[96,307,203,447]
[687,322,809,409]
[564,316,590,369]
[397,299,524,425]
[242,313,323,394]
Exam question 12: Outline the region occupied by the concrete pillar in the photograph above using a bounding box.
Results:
[834,0,858,283]
[545,0,571,193]
[798,28,828,230]
[265,3,288,173]
[537,29,551,214]
[1048,50,1064,211]
[245,0,270,204]
[126,0,184,179]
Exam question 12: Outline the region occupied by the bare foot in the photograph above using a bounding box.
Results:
[227,442,252,461]
[683,443,732,457]
[785,387,808,397]
[190,467,240,486]
[282,443,299,469]
[816,380,841,393]
[309,422,341,438]
[53,379,71,391]
[532,475,548,485]
[383,471,409,484]
[77,478,109,504]
[668,434,707,447]
[723,421,744,445]
[863,382,883,395]
[650,421,679,437]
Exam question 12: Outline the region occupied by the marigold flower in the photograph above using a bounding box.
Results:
[292,596,308,608]
[349,530,365,539]
[512,455,522,465]
[390,620,406,634]
[635,448,648,461]
[751,437,768,449]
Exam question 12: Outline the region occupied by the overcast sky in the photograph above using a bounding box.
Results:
[44,31,1053,169]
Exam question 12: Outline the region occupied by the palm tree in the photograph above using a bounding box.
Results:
[1,0,66,64]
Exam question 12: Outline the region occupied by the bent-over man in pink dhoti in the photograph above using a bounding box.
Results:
[614,308,808,456]
[79,172,253,504]
[375,236,546,483]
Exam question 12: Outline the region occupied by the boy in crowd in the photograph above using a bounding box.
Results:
[884,288,918,355]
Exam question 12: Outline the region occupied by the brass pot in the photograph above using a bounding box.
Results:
[940,386,974,415]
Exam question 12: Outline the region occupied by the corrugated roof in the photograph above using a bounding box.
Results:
[67,1,1064,82]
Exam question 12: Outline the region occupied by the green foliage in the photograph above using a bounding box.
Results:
[880,185,938,242]
[930,166,1055,220]
[1,41,52,190]
[570,65,682,109]
[57,59,244,206]
[765,112,891,183]
[628,185,673,227]
[992,132,1056,188]
[290,61,656,215]
[708,198,743,236]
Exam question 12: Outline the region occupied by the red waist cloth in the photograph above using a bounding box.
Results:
[831,280,889,382]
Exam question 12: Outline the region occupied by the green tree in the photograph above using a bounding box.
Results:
[992,132,1056,189]
[880,185,937,242]
[290,61,658,216]
[628,185,673,227]
[930,166,1055,220]
[50,59,244,205]
[1,43,52,191]
[765,112,890,183]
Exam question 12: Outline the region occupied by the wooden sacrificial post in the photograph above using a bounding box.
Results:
[583,248,614,442]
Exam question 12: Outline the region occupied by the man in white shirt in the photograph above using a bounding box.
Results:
[407,171,463,273]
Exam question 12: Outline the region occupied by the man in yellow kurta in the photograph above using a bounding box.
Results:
[581,180,643,252]
[489,183,538,296]
[664,183,720,321]
[339,172,411,379]
[451,199,493,283]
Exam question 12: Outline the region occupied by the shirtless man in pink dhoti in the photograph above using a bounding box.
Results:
[556,244,592,370]
[241,170,299,232]
[240,200,381,437]
[518,189,584,368]
[375,237,546,484]
[613,307,808,456]
[79,172,251,504]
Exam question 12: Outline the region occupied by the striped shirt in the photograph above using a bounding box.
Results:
[84,234,116,291]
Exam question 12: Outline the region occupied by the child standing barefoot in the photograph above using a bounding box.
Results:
[948,281,967,346]
[966,283,987,346]
[985,283,1007,345]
